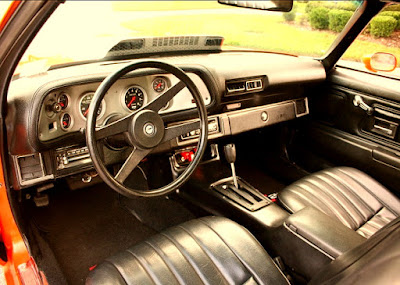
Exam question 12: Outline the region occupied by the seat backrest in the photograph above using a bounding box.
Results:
[309,216,400,284]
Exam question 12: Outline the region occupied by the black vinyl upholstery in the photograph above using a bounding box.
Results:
[309,216,400,285]
[86,216,289,285]
[278,167,400,238]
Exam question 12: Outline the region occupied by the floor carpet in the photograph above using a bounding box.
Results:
[28,184,157,285]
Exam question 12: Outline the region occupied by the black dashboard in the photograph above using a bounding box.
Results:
[6,51,326,189]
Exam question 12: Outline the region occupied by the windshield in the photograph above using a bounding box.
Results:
[17,1,361,75]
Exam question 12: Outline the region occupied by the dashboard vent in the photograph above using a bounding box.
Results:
[17,154,44,182]
[109,39,144,52]
[226,82,246,93]
[152,36,200,47]
[226,77,264,96]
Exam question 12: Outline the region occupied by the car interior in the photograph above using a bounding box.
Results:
[2,0,400,284]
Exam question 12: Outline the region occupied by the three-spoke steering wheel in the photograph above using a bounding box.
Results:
[86,61,208,197]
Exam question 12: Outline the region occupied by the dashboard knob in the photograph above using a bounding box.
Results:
[51,102,62,113]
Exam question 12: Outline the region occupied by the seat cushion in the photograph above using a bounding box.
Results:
[86,216,289,285]
[278,167,400,238]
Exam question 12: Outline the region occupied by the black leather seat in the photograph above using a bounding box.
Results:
[86,216,290,285]
[278,167,400,238]
[87,215,400,285]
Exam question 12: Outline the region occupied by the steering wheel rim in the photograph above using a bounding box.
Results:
[86,61,208,197]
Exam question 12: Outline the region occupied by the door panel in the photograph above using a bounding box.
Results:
[292,67,400,195]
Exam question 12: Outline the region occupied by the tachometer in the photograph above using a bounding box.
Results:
[124,86,145,111]
[80,92,104,119]
[152,77,167,93]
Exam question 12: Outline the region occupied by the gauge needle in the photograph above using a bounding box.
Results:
[156,83,162,89]
[83,108,90,117]
[127,96,136,108]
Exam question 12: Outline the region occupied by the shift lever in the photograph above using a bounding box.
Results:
[224,144,239,188]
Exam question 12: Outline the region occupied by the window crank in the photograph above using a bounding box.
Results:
[353,95,374,115]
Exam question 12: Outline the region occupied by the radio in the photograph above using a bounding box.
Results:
[56,146,91,170]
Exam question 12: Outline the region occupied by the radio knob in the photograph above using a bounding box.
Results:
[62,156,69,165]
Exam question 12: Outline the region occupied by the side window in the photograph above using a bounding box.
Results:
[340,3,400,78]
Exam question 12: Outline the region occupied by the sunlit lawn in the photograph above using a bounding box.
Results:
[121,12,400,63]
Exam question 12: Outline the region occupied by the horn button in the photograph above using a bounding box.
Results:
[128,110,165,149]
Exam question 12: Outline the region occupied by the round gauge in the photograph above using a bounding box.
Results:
[124,86,145,111]
[58,93,69,110]
[61,113,72,129]
[152,77,167,93]
[80,92,104,119]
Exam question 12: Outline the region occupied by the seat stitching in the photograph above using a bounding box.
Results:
[305,176,360,228]
[337,168,398,216]
[176,225,230,285]
[327,170,375,214]
[124,249,158,285]
[159,232,211,285]
[283,186,329,213]
[317,173,369,221]
[101,260,129,285]
[144,240,183,285]
[196,219,290,285]
[294,183,356,229]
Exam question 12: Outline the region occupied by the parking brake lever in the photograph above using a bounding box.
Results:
[353,95,374,115]
[224,144,239,188]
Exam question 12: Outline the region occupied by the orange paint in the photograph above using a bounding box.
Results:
[0,2,37,285]
[0,1,21,32]
[0,152,30,285]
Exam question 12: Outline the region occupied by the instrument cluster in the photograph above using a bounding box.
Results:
[38,73,211,142]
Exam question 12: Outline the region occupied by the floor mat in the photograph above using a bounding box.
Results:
[119,195,197,232]
[28,184,156,285]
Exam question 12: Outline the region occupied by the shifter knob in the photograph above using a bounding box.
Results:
[224,144,238,188]
[224,143,236,164]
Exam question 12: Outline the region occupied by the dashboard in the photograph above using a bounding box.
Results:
[6,51,326,189]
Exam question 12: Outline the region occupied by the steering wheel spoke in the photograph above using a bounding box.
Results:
[162,121,200,143]
[115,147,152,184]
[144,81,185,112]
[95,114,133,140]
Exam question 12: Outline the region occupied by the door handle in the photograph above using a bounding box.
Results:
[353,95,374,115]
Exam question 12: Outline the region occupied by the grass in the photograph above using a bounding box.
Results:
[121,11,400,63]
[122,14,336,58]
[112,1,231,12]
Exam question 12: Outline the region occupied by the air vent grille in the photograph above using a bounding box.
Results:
[226,77,264,95]
[152,36,200,47]
[226,82,246,93]
[17,154,44,182]
[109,39,144,51]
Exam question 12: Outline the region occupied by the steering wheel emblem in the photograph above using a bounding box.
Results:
[144,122,156,136]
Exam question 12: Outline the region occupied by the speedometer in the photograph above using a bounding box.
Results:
[80,92,104,119]
[124,86,145,111]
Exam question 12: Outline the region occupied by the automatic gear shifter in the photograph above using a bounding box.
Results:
[224,144,239,188]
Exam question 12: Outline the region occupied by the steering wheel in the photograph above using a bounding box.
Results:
[86,61,208,197]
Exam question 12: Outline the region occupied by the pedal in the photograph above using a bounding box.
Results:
[33,193,49,207]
